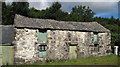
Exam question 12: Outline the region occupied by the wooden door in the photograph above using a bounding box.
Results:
[69,46,77,59]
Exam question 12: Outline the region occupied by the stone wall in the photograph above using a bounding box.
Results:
[98,33,111,56]
[46,30,111,60]
[77,32,94,58]
[14,28,111,64]
[14,28,39,64]
[46,30,69,61]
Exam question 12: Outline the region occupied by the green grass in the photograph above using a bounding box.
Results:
[30,54,119,65]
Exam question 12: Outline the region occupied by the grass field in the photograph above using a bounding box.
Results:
[31,54,119,65]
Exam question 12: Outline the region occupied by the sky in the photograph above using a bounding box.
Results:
[4,0,120,19]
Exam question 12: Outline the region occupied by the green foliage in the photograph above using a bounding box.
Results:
[43,2,68,20]
[49,2,61,13]
[28,2,68,20]
[2,2,29,25]
[2,2,14,25]
[67,5,95,22]
[28,7,42,18]
[12,2,29,16]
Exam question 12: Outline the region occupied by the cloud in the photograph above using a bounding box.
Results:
[4,0,120,2]
[29,2,52,10]
[61,2,118,18]
[4,0,119,18]
[60,2,118,12]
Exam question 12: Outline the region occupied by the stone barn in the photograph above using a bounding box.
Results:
[13,14,111,64]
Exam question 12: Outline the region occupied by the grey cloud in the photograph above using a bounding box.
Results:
[60,2,118,12]
[5,0,119,18]
[29,2,118,18]
[29,2,53,10]
[60,2,118,18]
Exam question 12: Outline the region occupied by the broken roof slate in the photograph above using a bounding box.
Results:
[14,14,110,32]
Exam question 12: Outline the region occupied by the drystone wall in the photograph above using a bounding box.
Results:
[14,28,111,64]
[98,33,111,56]
[46,30,69,61]
[13,28,40,64]
[46,30,111,60]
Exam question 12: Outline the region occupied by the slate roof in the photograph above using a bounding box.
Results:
[14,14,110,32]
[0,25,15,44]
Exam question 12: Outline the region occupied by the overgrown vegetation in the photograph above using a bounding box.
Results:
[1,2,120,48]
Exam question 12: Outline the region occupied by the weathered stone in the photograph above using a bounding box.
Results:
[14,28,39,64]
[14,28,111,64]
[46,30,111,59]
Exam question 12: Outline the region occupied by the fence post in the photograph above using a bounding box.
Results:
[114,46,118,55]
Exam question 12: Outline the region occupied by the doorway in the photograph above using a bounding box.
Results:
[69,45,77,59]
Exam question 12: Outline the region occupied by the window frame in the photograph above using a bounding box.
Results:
[93,32,99,42]
[38,45,47,57]
[38,45,47,52]
[38,30,47,43]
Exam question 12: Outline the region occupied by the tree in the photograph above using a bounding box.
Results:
[69,5,95,22]
[43,2,68,20]
[28,7,41,18]
[49,2,61,13]
[2,2,30,25]
[12,2,29,16]
[2,2,14,25]
[44,2,62,19]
